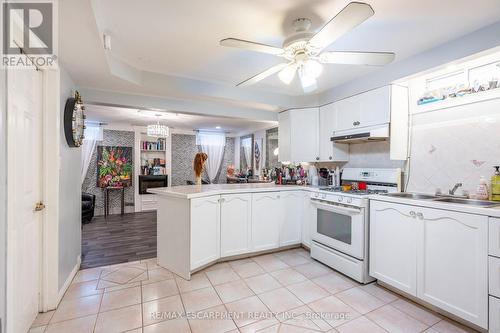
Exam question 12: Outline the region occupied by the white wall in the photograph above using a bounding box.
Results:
[317,20,500,106]
[407,95,500,195]
[58,68,82,290]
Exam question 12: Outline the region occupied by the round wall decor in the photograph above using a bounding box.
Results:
[64,90,86,147]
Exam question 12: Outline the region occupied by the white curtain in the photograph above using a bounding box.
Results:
[81,125,103,184]
[196,131,226,183]
[242,138,252,169]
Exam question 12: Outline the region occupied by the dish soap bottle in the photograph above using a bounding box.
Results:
[476,176,489,200]
[491,166,500,201]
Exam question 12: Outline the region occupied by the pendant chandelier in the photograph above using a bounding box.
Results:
[147,115,169,137]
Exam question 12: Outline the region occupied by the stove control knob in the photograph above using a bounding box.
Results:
[321,193,327,199]
[347,197,352,203]
[338,197,343,202]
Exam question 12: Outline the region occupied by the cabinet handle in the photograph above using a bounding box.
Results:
[329,156,332,160]
[277,195,281,199]
[409,211,416,217]
[353,121,360,126]
[316,157,320,161]
[416,212,424,219]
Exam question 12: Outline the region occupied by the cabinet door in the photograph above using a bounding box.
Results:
[190,195,220,270]
[369,200,417,295]
[417,208,488,328]
[359,86,391,127]
[490,296,500,333]
[220,193,252,257]
[319,104,349,162]
[280,191,303,247]
[289,108,319,162]
[302,193,313,247]
[278,111,291,162]
[336,96,361,131]
[252,192,281,251]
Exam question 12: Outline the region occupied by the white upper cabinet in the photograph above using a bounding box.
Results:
[319,103,349,162]
[278,85,408,163]
[278,111,291,163]
[335,86,392,131]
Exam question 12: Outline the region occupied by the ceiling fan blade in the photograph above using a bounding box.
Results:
[220,38,284,56]
[309,2,374,51]
[237,63,290,87]
[319,51,395,66]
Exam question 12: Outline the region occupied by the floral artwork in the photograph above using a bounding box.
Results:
[97,146,133,188]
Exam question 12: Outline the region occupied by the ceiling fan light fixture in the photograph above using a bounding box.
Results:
[298,67,318,93]
[302,59,323,79]
[278,64,297,85]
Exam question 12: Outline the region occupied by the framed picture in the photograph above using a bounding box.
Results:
[96,146,133,188]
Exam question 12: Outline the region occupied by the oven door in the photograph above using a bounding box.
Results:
[311,199,365,260]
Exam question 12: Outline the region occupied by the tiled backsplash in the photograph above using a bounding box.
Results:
[407,97,500,195]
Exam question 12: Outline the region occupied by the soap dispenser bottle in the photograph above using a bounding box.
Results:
[491,166,500,201]
[476,176,489,200]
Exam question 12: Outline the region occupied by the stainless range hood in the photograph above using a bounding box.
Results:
[331,124,390,144]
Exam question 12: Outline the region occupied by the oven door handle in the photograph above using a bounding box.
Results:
[311,200,362,215]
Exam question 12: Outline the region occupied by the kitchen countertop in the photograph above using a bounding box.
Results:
[148,183,320,199]
[370,194,500,218]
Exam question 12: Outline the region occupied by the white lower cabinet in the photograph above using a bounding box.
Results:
[220,193,252,257]
[190,195,220,270]
[491,296,500,333]
[490,218,500,257]
[251,192,281,251]
[370,200,488,329]
[416,207,488,328]
[280,191,303,246]
[302,193,313,247]
[370,201,417,295]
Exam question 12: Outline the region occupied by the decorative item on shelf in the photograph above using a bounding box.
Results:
[147,114,169,137]
[64,90,86,147]
[141,138,165,151]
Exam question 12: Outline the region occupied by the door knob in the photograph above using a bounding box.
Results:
[34,201,46,211]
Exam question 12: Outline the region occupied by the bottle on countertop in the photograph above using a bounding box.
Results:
[476,176,489,200]
[491,166,500,201]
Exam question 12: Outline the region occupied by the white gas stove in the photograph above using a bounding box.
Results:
[310,168,402,283]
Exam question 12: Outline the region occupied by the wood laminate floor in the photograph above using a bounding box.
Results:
[81,211,156,269]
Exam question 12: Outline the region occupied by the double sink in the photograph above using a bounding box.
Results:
[386,192,500,207]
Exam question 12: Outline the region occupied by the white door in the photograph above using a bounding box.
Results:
[416,208,488,328]
[289,108,319,163]
[280,191,302,247]
[252,192,281,251]
[369,201,417,296]
[220,193,252,257]
[190,195,220,270]
[7,66,43,333]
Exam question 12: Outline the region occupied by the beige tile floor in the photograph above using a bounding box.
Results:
[30,248,478,333]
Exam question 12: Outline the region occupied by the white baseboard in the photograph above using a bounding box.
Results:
[56,255,81,305]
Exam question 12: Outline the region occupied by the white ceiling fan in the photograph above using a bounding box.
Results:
[220,2,395,93]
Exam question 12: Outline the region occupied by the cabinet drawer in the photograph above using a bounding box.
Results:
[490,256,500,298]
[490,296,500,333]
[490,218,500,257]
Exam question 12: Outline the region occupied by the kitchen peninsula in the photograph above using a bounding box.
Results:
[149,183,315,279]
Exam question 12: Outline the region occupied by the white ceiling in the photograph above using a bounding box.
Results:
[59,0,500,117]
[84,104,277,135]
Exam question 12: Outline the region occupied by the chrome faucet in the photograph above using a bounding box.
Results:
[449,183,463,196]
